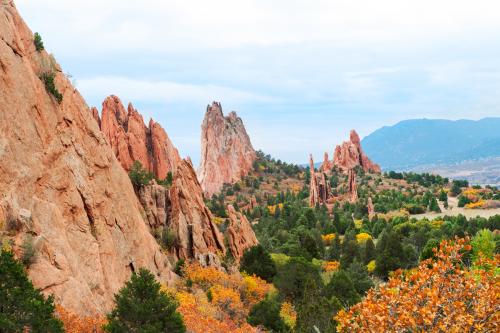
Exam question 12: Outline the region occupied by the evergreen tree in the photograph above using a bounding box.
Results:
[363,238,376,264]
[0,249,63,333]
[295,279,338,333]
[247,296,290,332]
[104,268,185,333]
[325,270,360,307]
[240,245,277,282]
[274,257,322,302]
[428,197,441,213]
[346,261,374,296]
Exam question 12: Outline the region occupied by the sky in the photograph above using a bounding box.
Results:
[16,0,500,164]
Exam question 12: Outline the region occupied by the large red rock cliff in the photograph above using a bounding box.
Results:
[198,102,256,197]
[0,1,175,315]
[98,96,181,180]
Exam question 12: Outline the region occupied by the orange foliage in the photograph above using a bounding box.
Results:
[280,301,297,329]
[336,238,499,332]
[322,261,340,272]
[177,263,271,333]
[465,199,486,209]
[56,305,106,333]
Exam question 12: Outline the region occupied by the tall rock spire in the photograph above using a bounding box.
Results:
[198,102,256,197]
[333,129,381,173]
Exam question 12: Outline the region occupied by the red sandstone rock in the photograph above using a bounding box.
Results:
[367,197,375,220]
[332,130,381,173]
[226,205,258,261]
[90,107,100,127]
[99,97,181,180]
[348,168,358,202]
[320,152,333,171]
[198,102,256,197]
[0,1,175,315]
[309,154,332,207]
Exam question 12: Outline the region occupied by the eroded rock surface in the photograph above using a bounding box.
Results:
[0,1,174,315]
[226,205,258,261]
[198,102,256,197]
[327,130,381,173]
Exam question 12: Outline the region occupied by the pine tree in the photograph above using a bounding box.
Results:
[240,245,277,282]
[104,268,185,333]
[0,249,64,333]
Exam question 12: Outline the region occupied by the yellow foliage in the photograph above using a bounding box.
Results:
[1,238,11,252]
[465,200,485,209]
[209,285,245,317]
[280,301,297,329]
[431,220,444,228]
[367,260,376,273]
[212,217,225,225]
[321,233,336,245]
[462,188,480,196]
[354,219,363,229]
[242,274,272,304]
[356,232,372,243]
[270,253,291,267]
[267,203,284,215]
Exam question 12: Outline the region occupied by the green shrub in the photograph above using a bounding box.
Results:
[458,195,471,207]
[0,249,64,332]
[21,235,36,267]
[174,259,185,276]
[34,32,44,51]
[104,268,185,333]
[157,171,173,188]
[160,227,177,250]
[240,245,277,282]
[40,72,63,103]
[247,296,290,332]
[128,161,154,188]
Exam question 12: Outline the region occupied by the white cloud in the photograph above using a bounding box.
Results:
[77,76,274,106]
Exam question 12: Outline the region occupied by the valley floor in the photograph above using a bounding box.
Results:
[412,197,500,220]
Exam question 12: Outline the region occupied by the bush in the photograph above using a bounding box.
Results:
[104,268,185,333]
[160,228,177,250]
[0,249,64,332]
[274,257,322,302]
[21,235,36,267]
[34,32,44,51]
[128,161,154,188]
[247,296,290,332]
[40,72,63,103]
[458,195,471,207]
[240,245,277,282]
[157,171,173,188]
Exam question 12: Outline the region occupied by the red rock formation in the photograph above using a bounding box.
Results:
[90,106,100,127]
[0,1,175,315]
[367,197,375,220]
[198,102,256,197]
[333,130,381,173]
[226,205,258,261]
[309,155,332,207]
[99,97,181,180]
[348,168,358,202]
[320,152,333,172]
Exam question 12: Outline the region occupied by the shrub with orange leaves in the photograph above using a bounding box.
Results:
[322,261,340,272]
[56,305,106,333]
[268,203,284,215]
[321,233,336,245]
[176,263,272,333]
[280,301,297,329]
[336,238,499,332]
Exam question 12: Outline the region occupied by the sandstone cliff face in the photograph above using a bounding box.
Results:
[0,1,174,315]
[198,102,256,197]
[348,168,358,202]
[226,205,258,261]
[99,96,181,180]
[326,130,381,173]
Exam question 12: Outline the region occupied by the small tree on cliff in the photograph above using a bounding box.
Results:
[104,268,185,333]
[128,161,154,188]
[0,249,64,332]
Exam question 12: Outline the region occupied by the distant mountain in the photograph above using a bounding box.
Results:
[362,118,500,171]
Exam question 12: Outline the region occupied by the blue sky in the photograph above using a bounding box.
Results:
[17,0,500,164]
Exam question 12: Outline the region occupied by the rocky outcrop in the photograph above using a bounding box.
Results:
[320,152,333,172]
[198,102,256,197]
[329,130,381,173]
[226,205,258,261]
[348,169,358,202]
[99,96,181,180]
[168,159,226,266]
[367,197,375,220]
[309,155,332,207]
[0,1,174,316]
